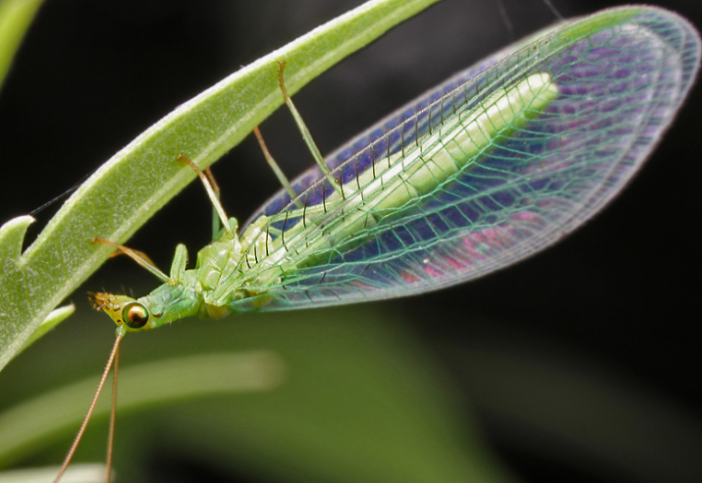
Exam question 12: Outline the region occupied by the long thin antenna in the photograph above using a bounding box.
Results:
[105,343,120,483]
[54,333,124,483]
[542,0,564,21]
[29,173,90,217]
[496,0,514,38]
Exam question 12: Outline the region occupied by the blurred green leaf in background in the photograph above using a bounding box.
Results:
[0,0,44,90]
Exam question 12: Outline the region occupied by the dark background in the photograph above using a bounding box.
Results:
[1,1,700,482]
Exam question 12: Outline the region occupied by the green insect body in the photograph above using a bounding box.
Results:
[90,72,557,333]
[256,73,558,270]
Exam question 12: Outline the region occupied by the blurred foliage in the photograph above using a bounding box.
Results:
[0,299,516,483]
[0,0,45,90]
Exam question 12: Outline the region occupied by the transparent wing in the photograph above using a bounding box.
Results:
[234,6,700,312]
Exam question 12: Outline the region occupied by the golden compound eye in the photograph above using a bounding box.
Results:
[123,303,149,329]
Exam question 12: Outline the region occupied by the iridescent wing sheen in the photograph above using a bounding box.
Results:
[234,6,700,312]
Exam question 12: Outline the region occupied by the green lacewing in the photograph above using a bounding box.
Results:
[54,5,700,482]
[92,6,700,329]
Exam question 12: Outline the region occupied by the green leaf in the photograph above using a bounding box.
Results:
[0,0,442,372]
[0,0,45,91]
